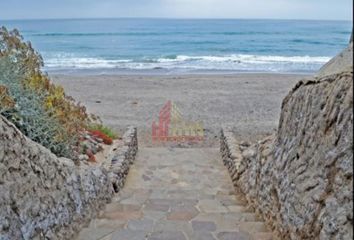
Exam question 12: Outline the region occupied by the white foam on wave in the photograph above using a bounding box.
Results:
[156,55,330,63]
[45,57,132,69]
[44,54,331,72]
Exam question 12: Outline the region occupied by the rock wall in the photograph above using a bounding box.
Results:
[0,116,138,240]
[106,126,138,193]
[221,69,353,239]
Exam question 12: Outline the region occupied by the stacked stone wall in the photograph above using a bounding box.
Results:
[221,70,353,239]
[0,116,138,240]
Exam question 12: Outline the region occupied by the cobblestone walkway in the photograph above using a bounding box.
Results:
[76,148,273,240]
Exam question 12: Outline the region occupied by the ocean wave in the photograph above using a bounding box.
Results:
[154,54,330,64]
[44,54,331,72]
[31,31,285,37]
[290,39,339,46]
[31,32,184,37]
[45,57,133,69]
[332,31,351,35]
[210,31,283,35]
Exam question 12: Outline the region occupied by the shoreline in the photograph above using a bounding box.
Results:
[47,69,314,76]
[52,73,308,146]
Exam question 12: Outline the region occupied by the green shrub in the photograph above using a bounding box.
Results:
[0,27,116,158]
[0,57,74,157]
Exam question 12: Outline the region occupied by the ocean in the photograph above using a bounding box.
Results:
[0,18,352,74]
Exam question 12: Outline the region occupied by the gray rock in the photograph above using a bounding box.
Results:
[78,154,89,161]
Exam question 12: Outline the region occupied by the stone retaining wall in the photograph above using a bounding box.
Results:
[220,70,353,239]
[0,116,138,240]
[107,126,138,193]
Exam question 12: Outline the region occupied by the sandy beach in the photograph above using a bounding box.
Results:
[52,73,307,146]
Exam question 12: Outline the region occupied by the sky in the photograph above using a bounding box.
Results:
[0,0,352,21]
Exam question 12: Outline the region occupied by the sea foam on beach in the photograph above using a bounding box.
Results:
[43,54,331,73]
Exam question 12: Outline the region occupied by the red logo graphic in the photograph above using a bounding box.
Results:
[152,101,204,142]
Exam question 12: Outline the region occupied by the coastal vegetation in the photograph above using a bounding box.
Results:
[0,27,116,159]
[88,123,118,140]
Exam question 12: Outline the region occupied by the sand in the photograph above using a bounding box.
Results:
[52,73,307,146]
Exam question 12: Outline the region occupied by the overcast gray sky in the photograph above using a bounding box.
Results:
[0,0,352,21]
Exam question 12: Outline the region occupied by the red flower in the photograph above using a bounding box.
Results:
[88,130,113,145]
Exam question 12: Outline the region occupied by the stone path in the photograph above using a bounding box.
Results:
[76,148,273,240]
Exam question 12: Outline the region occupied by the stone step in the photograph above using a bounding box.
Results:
[75,148,274,240]
[78,229,274,240]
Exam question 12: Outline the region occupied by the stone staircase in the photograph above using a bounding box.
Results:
[76,147,273,240]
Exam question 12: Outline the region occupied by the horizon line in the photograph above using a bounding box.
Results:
[0,17,352,22]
